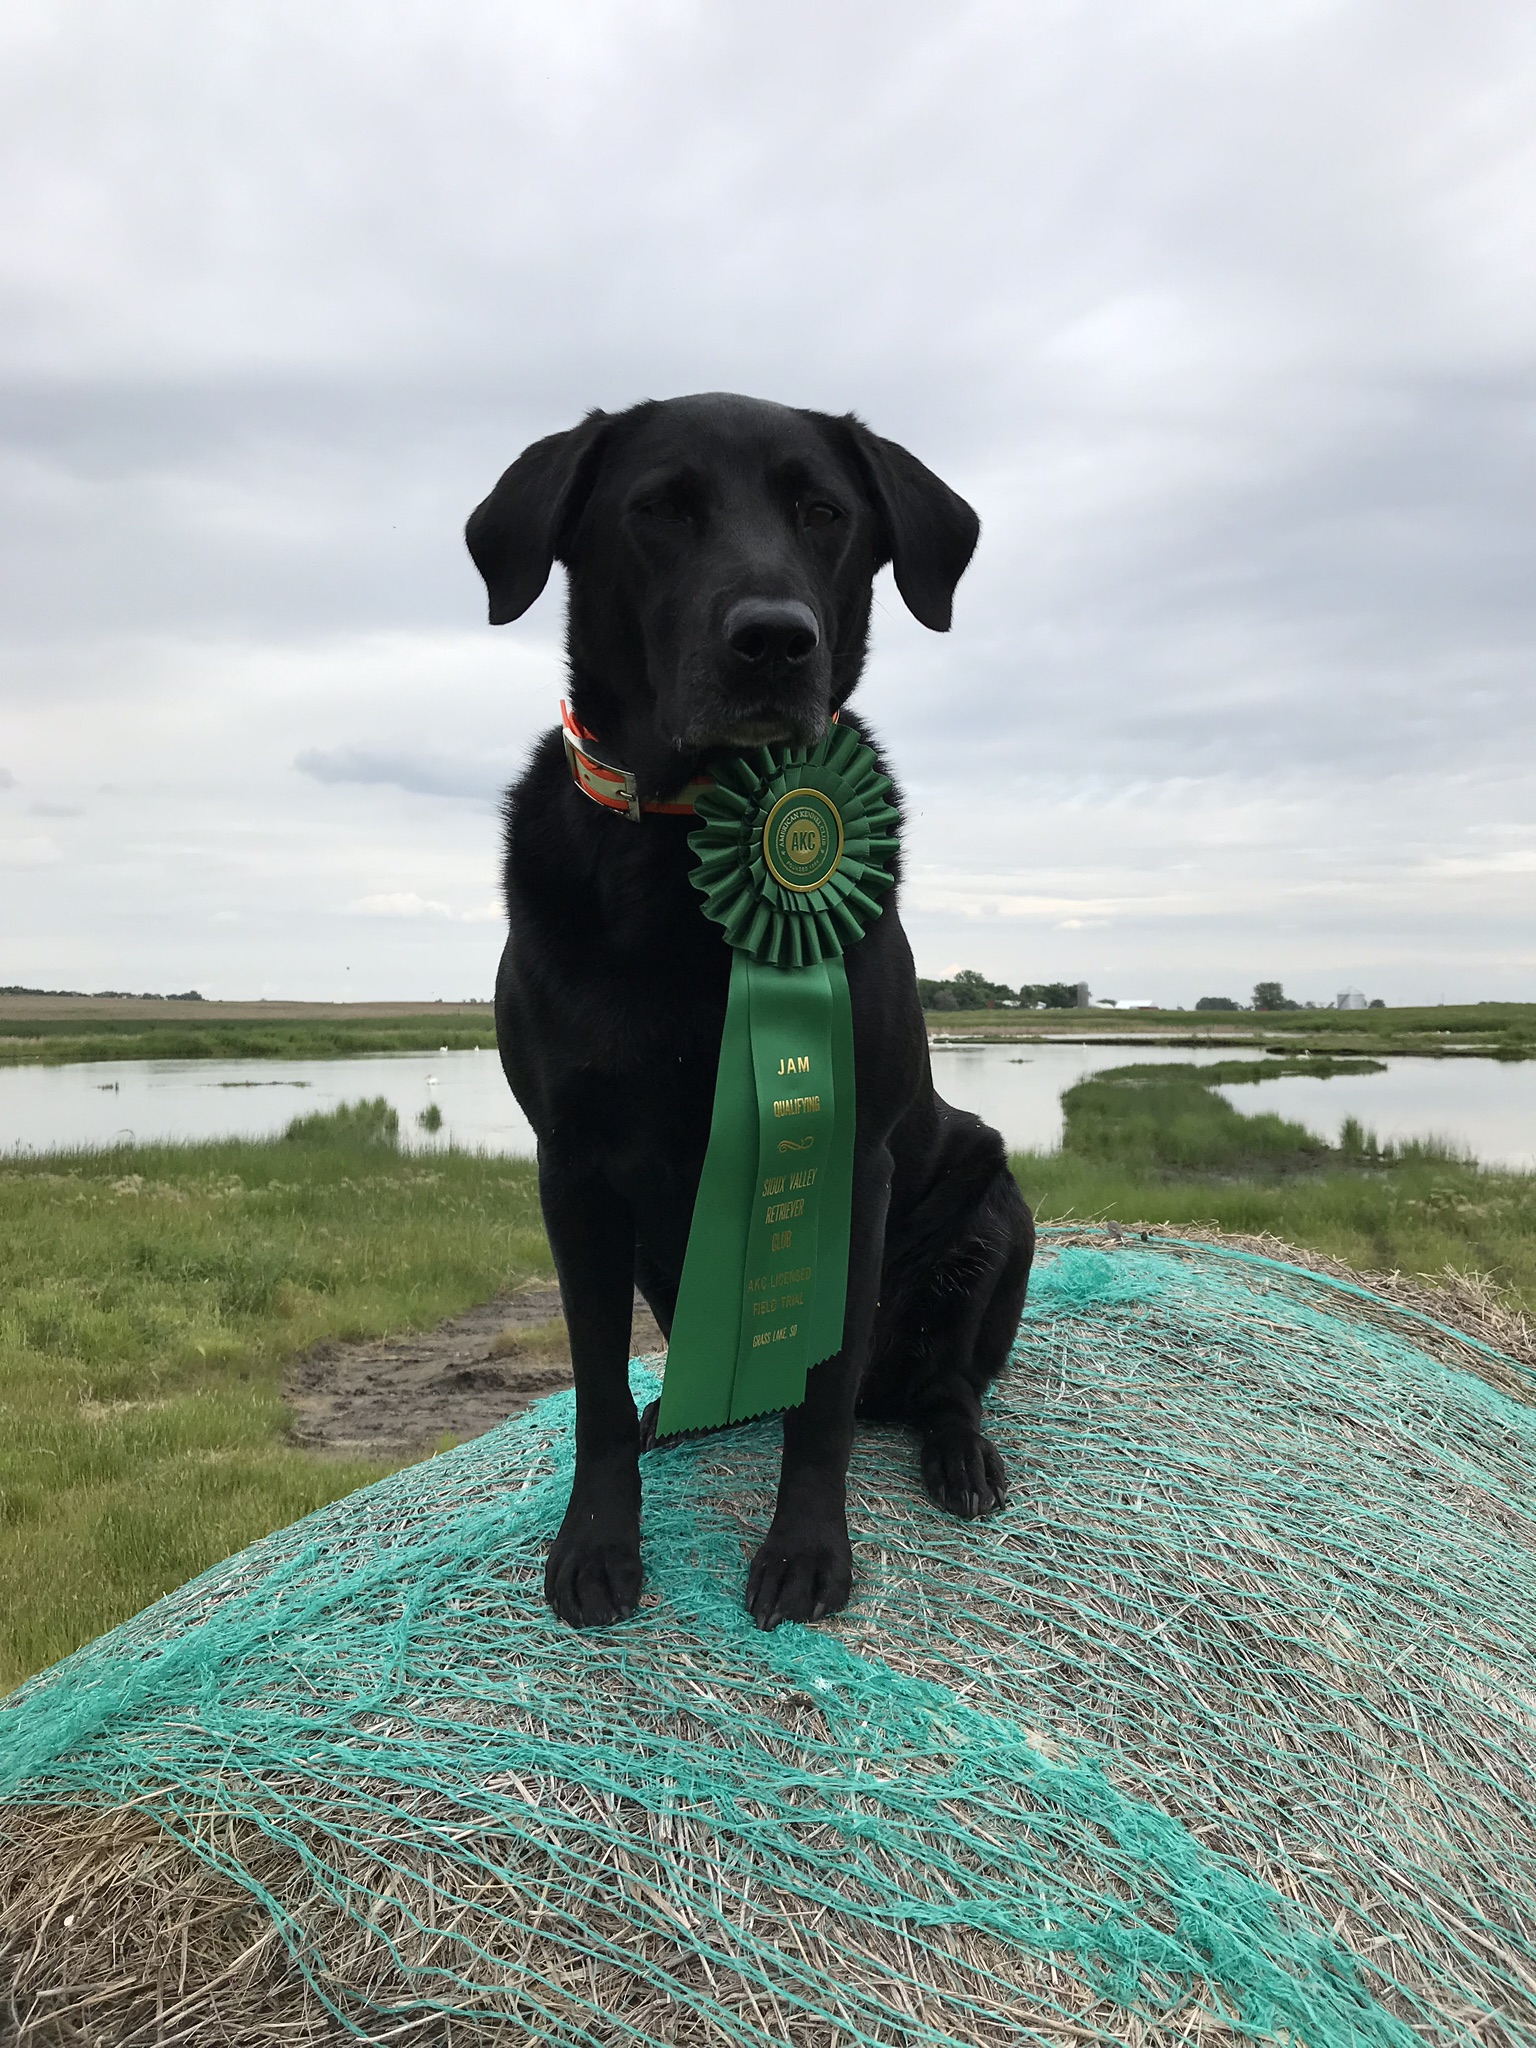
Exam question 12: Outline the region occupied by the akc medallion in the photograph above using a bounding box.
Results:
[761,789,845,892]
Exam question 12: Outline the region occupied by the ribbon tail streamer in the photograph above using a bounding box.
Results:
[656,955,856,1437]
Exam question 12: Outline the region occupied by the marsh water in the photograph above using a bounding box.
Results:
[3,1041,1534,1169]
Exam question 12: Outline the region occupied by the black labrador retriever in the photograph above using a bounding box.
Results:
[466,393,1034,1630]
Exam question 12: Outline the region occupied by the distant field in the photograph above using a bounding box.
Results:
[2,995,1532,1065]
[0,997,494,1022]
[0,996,496,1066]
[924,1001,1536,1060]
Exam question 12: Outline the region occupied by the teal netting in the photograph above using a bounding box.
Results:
[3,1233,1535,2045]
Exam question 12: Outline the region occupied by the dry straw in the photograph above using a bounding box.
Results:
[2,1229,1534,2046]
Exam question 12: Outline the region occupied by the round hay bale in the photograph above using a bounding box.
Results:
[3,1230,1534,2046]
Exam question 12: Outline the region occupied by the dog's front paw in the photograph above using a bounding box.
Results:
[921,1425,1009,1519]
[544,1534,643,1629]
[746,1527,852,1630]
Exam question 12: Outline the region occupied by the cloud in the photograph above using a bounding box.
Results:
[350,891,502,924]
[295,746,506,805]
[1,3,1534,998]
[0,835,63,868]
[0,766,14,787]
[352,891,454,919]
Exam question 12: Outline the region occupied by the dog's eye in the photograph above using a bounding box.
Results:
[802,501,842,528]
[633,497,690,526]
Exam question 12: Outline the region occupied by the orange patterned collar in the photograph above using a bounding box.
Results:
[559,701,714,823]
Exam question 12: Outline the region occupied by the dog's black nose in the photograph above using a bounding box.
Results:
[724,599,820,669]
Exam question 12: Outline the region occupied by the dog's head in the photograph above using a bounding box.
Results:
[466,393,978,792]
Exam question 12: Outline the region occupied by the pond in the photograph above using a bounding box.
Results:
[1209,1055,1536,1171]
[0,1050,533,1159]
[3,1041,1532,1169]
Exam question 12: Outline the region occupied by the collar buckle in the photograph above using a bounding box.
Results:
[558,699,723,821]
[561,705,644,823]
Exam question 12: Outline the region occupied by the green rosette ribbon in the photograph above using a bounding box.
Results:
[656,724,900,1438]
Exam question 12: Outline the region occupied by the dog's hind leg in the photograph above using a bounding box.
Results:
[877,1164,1034,1518]
[631,1251,676,1452]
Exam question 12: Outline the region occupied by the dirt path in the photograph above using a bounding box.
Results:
[285,1287,666,1456]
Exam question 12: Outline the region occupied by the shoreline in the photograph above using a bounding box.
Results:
[2,994,1531,1068]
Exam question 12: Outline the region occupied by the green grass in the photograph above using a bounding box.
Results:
[1013,1062,1536,1311]
[1059,1067,1330,1175]
[0,1104,547,1691]
[0,1016,495,1066]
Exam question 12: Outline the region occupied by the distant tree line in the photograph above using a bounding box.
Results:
[918,970,1081,1011]
[0,986,206,1001]
[1196,983,1385,1012]
[920,974,1392,1014]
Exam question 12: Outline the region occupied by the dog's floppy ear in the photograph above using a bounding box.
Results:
[838,418,980,631]
[465,411,612,625]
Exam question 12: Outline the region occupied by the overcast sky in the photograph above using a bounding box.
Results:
[2,0,1533,1005]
